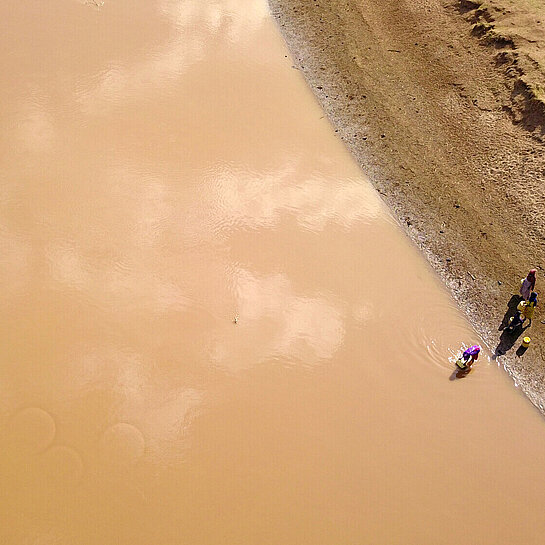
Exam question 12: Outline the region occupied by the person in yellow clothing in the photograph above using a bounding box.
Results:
[521,292,538,326]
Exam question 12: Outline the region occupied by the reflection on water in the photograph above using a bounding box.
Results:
[79,0,270,113]
[205,167,381,233]
[3,0,545,544]
[210,268,345,370]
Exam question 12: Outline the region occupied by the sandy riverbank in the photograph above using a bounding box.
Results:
[268,0,545,411]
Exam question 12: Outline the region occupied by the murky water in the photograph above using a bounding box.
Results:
[2,0,545,543]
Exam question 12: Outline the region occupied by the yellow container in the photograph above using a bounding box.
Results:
[522,337,531,348]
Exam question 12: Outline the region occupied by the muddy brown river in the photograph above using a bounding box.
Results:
[2,0,545,543]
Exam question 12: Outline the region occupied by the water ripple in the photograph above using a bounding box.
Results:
[399,296,481,373]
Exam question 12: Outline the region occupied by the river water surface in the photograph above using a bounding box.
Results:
[2,0,545,543]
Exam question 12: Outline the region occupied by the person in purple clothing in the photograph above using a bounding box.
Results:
[520,269,537,301]
[456,345,481,369]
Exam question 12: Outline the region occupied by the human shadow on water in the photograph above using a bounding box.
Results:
[499,294,522,331]
[493,324,529,359]
[449,365,472,380]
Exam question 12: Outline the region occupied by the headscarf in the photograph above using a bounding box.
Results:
[529,292,538,306]
[464,345,481,357]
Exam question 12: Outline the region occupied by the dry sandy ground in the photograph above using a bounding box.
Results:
[268,0,545,411]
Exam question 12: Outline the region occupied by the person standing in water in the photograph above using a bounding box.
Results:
[456,345,481,369]
[520,269,537,300]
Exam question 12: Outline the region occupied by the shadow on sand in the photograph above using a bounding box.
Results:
[493,323,529,359]
[499,294,522,331]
